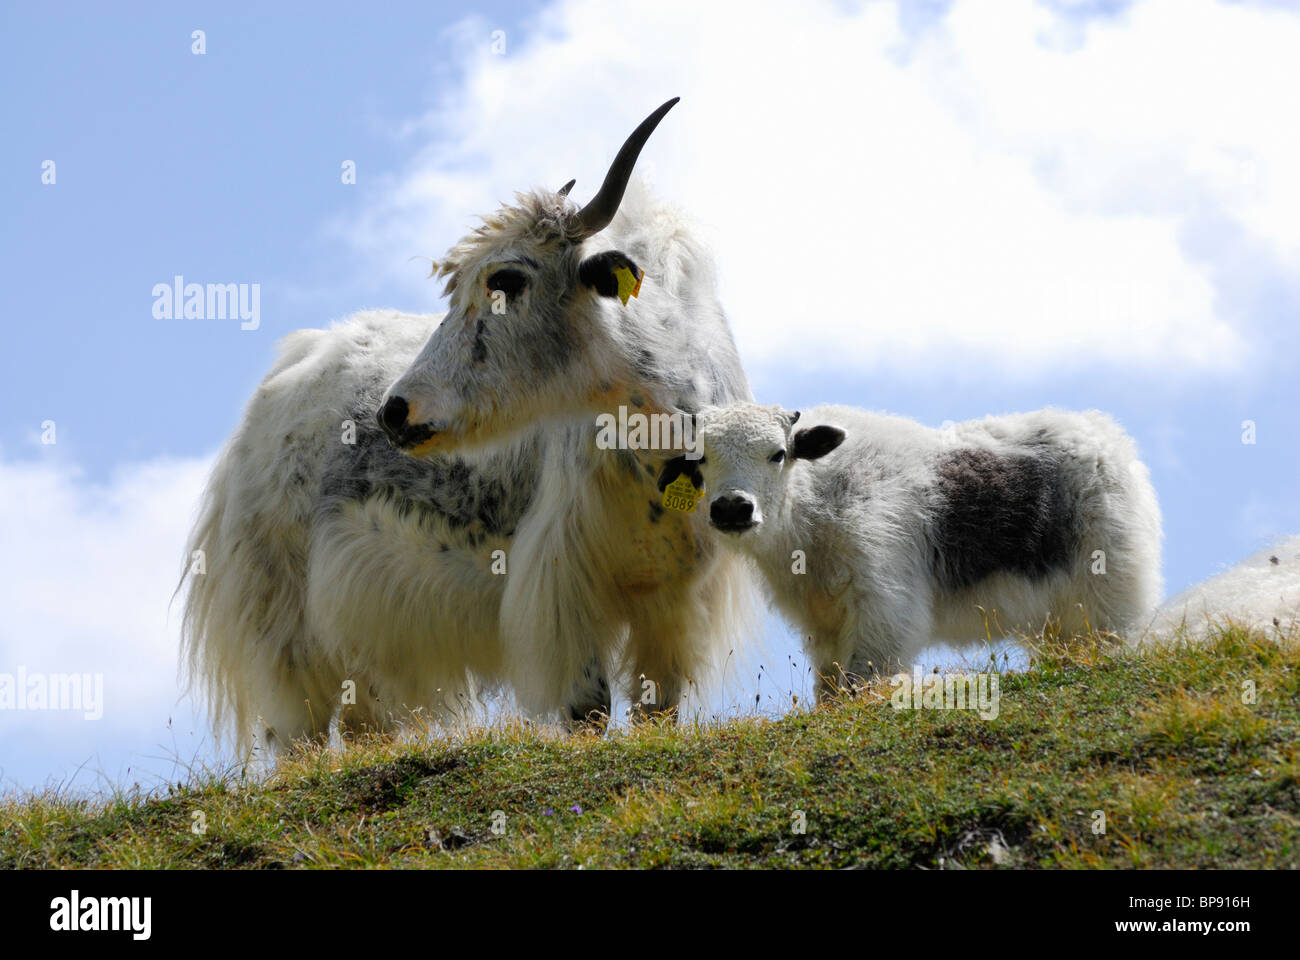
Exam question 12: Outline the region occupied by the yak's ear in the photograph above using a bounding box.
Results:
[656,454,704,493]
[791,425,846,461]
[579,250,644,305]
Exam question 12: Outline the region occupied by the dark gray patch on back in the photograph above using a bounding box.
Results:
[930,448,1077,591]
[317,386,540,544]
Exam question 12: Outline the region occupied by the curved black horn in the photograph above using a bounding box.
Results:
[557,178,576,197]
[574,97,679,239]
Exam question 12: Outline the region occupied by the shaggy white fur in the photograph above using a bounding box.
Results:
[181,178,757,754]
[676,402,1164,697]
[1155,535,1300,637]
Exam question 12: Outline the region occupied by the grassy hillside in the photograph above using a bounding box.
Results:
[3,622,1297,869]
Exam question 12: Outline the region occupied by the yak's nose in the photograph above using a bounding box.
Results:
[377,396,409,442]
[710,495,755,533]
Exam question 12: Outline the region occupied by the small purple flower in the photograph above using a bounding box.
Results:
[542,807,554,817]
[570,804,583,815]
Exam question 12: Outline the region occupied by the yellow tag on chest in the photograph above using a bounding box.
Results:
[614,265,644,306]
[662,474,703,513]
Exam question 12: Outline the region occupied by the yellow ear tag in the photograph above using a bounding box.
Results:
[614,265,644,306]
[662,473,703,513]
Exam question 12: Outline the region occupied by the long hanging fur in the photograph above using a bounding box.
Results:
[181,180,759,754]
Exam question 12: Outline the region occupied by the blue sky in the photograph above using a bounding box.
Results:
[1,1,548,468]
[2,0,1297,792]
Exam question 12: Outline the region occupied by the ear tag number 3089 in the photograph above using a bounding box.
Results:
[662,474,703,513]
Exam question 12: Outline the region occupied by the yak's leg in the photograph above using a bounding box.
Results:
[337,679,394,742]
[808,626,861,704]
[806,585,927,705]
[812,649,853,705]
[499,458,631,724]
[254,660,339,755]
[621,543,761,722]
[845,589,931,694]
[564,657,612,732]
[622,587,704,724]
[624,667,683,723]
[499,536,623,724]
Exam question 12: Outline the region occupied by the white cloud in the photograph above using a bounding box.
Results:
[0,453,212,792]
[342,0,1300,381]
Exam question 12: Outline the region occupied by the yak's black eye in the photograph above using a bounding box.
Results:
[486,268,527,298]
[770,450,786,464]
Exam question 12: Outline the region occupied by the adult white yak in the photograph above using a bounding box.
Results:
[181,99,756,753]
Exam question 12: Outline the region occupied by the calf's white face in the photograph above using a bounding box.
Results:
[658,403,846,542]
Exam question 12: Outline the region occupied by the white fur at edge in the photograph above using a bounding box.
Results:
[1154,535,1300,638]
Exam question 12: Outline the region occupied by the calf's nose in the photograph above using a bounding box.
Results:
[710,495,755,529]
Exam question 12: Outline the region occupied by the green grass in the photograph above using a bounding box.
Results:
[3,621,1297,869]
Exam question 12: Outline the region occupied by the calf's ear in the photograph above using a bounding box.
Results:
[791,425,846,461]
[656,455,705,492]
[579,250,644,305]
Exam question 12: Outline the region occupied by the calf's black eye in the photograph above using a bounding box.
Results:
[770,450,786,464]
[486,268,527,298]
